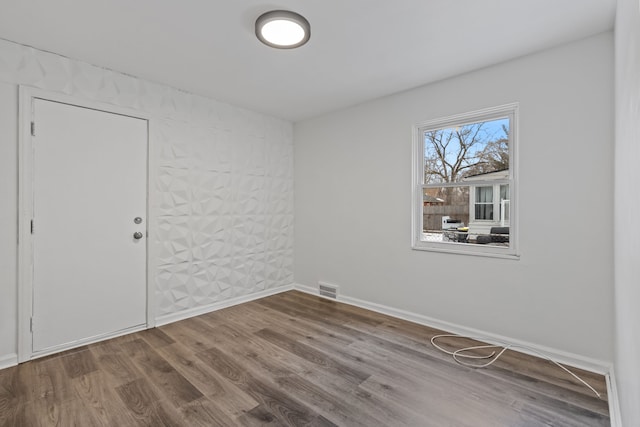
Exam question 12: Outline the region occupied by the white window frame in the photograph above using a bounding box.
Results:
[411,103,519,259]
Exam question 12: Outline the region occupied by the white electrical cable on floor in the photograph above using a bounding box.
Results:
[430,334,601,399]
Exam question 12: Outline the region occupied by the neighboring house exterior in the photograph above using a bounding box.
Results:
[461,169,510,236]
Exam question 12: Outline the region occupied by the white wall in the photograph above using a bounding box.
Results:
[0,40,294,366]
[614,0,640,425]
[0,82,18,368]
[294,33,614,362]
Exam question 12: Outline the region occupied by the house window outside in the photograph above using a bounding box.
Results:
[412,104,518,258]
[475,186,494,220]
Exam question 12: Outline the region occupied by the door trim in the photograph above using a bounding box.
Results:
[17,86,156,362]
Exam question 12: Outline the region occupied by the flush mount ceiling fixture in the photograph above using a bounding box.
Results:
[255,10,310,49]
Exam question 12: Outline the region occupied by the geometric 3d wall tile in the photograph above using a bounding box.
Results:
[0,38,294,319]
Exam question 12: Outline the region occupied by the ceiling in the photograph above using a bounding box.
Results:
[0,1,615,122]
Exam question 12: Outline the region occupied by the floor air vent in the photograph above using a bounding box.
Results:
[318,282,338,299]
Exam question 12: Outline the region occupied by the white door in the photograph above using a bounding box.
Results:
[31,99,148,354]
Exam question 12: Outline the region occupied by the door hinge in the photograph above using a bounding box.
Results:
[30,219,34,234]
[30,317,33,332]
[30,121,35,137]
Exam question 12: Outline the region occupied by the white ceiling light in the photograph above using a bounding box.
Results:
[255,10,310,49]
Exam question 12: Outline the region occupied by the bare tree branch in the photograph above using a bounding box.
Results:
[423,121,509,184]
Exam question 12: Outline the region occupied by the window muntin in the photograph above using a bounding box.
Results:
[412,104,518,258]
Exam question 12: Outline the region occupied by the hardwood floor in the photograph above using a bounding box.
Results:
[0,290,609,426]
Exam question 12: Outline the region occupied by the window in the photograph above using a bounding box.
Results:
[412,104,518,258]
[475,186,494,220]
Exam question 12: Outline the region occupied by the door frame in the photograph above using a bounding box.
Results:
[17,86,157,362]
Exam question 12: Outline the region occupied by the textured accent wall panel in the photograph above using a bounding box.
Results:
[0,39,294,318]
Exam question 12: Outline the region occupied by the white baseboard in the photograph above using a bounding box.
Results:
[155,284,294,327]
[293,283,611,375]
[0,353,18,370]
[295,283,322,296]
[28,324,148,361]
[606,367,622,427]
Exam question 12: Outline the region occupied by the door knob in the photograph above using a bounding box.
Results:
[133,231,143,240]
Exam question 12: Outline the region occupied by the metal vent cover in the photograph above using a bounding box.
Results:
[318,282,338,299]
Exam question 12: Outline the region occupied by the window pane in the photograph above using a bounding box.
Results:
[476,186,493,203]
[500,184,509,200]
[424,118,509,184]
[422,186,469,242]
[475,204,494,220]
[474,186,493,220]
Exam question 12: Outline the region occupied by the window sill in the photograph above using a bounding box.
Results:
[412,241,520,260]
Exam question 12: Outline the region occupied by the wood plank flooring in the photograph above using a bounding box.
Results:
[0,290,609,426]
